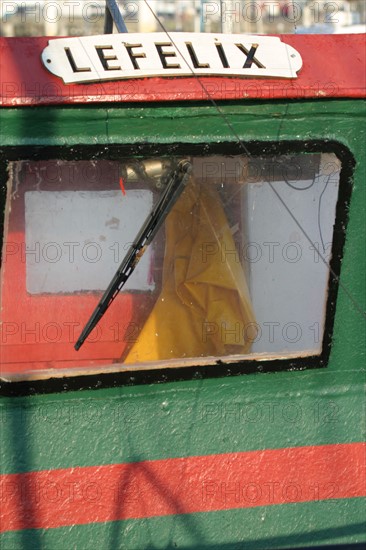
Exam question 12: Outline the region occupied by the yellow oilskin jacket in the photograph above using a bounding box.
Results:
[124,178,255,363]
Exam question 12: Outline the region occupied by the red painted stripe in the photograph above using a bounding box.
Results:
[0,443,365,532]
[1,36,365,106]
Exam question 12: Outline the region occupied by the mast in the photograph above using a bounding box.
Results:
[104,0,128,33]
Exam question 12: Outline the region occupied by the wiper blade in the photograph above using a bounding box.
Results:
[75,159,192,351]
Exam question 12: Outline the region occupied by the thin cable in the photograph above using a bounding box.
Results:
[143,0,366,320]
[291,0,298,34]
[143,0,252,157]
[318,174,331,253]
[268,181,365,317]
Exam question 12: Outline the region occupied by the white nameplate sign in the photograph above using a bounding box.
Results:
[42,33,302,84]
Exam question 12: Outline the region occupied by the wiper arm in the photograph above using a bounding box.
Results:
[75,159,192,351]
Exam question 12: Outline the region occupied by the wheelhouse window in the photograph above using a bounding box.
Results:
[0,150,343,384]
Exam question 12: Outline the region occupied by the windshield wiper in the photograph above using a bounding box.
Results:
[75,159,192,351]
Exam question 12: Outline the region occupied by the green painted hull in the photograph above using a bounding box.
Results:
[1,99,365,548]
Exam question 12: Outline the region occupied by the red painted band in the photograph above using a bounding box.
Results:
[1,443,365,532]
[0,35,365,106]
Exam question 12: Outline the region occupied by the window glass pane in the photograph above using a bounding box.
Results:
[0,152,341,381]
[25,189,154,294]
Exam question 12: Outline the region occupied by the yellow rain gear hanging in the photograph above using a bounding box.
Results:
[125,178,255,363]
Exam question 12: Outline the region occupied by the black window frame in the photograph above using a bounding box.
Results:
[0,139,355,396]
